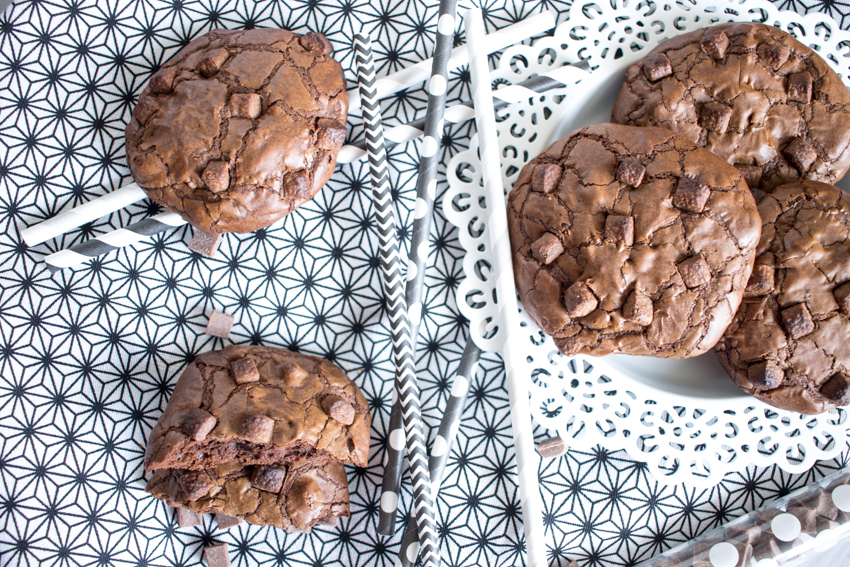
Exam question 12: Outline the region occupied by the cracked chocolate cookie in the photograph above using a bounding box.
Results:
[714,180,850,414]
[508,123,761,358]
[147,460,349,531]
[611,23,850,191]
[144,345,370,472]
[125,28,348,234]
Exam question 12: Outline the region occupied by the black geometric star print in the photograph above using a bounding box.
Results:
[0,1,848,566]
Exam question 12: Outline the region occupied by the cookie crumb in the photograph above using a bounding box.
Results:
[206,311,234,339]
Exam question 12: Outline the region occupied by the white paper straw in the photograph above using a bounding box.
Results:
[346,10,556,111]
[464,8,547,567]
[21,183,147,246]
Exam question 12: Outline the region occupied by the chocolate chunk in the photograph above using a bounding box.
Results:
[316,118,347,150]
[700,28,729,60]
[316,515,338,527]
[198,48,230,77]
[748,360,783,390]
[564,282,598,318]
[204,543,230,567]
[672,177,711,213]
[132,97,160,125]
[230,358,260,384]
[215,512,241,530]
[757,40,790,70]
[205,311,234,339]
[175,506,202,528]
[815,490,839,520]
[321,395,355,425]
[299,31,331,55]
[834,282,850,315]
[531,233,564,265]
[783,138,818,172]
[240,413,275,444]
[188,230,222,258]
[781,303,815,339]
[735,164,763,190]
[176,469,214,501]
[281,361,309,386]
[642,53,672,82]
[820,373,850,404]
[126,29,348,235]
[623,290,653,326]
[787,506,817,536]
[752,537,781,561]
[605,215,634,246]
[150,66,178,94]
[744,263,774,297]
[181,408,217,441]
[678,256,711,288]
[616,159,645,187]
[537,436,566,459]
[251,465,286,493]
[532,164,562,193]
[700,101,733,133]
[787,71,813,103]
[229,93,261,119]
[203,161,230,194]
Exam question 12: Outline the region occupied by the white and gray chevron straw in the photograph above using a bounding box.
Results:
[380,0,461,537]
[465,7,547,567]
[353,32,442,567]
[337,61,590,164]
[44,211,186,272]
[397,339,481,567]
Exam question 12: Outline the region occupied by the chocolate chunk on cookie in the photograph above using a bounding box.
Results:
[147,460,349,531]
[715,180,850,414]
[144,345,370,471]
[612,23,850,190]
[508,123,761,358]
[126,29,349,234]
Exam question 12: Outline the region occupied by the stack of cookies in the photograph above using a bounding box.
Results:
[509,23,850,415]
[143,345,371,531]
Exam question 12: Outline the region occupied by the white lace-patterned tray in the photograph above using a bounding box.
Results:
[444,0,850,487]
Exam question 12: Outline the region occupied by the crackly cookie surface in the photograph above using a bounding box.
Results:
[714,180,850,414]
[612,23,850,191]
[508,123,761,358]
[147,460,349,531]
[144,345,370,471]
[125,28,348,234]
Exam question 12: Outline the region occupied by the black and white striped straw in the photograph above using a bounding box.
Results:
[379,0,461,536]
[44,211,186,272]
[353,32,442,567]
[336,62,590,164]
[396,339,481,567]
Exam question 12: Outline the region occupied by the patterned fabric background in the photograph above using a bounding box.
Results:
[0,0,849,566]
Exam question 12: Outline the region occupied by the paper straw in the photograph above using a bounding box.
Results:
[379,0,460,537]
[336,61,590,164]
[397,339,481,567]
[21,183,148,246]
[346,11,555,112]
[354,32,441,567]
[465,8,547,567]
[44,211,186,272]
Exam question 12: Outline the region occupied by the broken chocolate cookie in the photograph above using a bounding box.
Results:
[508,123,761,358]
[714,180,850,414]
[125,29,349,234]
[612,23,850,191]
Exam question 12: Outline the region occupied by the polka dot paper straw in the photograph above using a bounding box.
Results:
[354,32,441,567]
[396,339,481,567]
[380,0,461,537]
[464,7,548,567]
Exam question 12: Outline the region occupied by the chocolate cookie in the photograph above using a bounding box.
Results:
[714,180,850,414]
[125,29,348,234]
[612,23,850,191]
[147,460,349,531]
[508,123,761,358]
[144,345,370,471]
